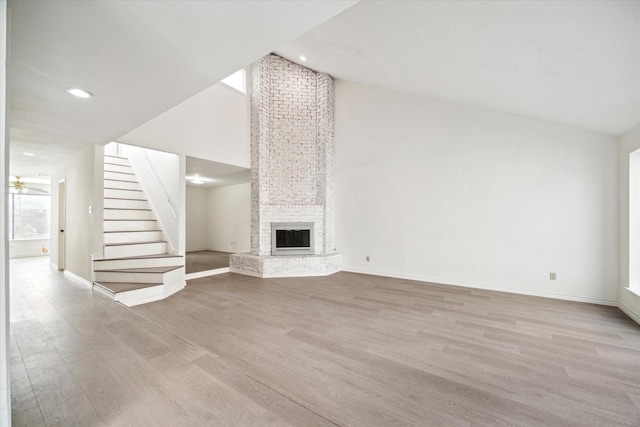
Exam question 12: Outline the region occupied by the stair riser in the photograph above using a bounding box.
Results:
[94,258,183,270]
[94,271,165,283]
[104,187,143,198]
[104,242,167,258]
[104,231,163,244]
[104,164,134,174]
[104,220,158,232]
[104,199,149,209]
[104,156,130,167]
[104,209,154,220]
[105,179,140,191]
[104,171,137,182]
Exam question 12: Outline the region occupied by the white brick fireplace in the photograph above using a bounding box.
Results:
[230,54,341,277]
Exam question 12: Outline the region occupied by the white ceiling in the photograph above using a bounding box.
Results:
[276,0,640,136]
[8,0,358,177]
[9,1,640,180]
[186,156,249,189]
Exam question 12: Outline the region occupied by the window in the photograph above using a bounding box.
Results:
[9,194,50,240]
[221,69,246,94]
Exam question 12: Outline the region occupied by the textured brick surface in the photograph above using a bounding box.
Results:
[231,54,339,277]
[229,253,341,278]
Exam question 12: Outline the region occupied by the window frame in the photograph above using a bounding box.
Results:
[9,193,51,241]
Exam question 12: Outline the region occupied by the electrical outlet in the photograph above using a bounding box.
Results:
[550,272,556,280]
[366,256,370,262]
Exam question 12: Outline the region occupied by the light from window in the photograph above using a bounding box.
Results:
[10,194,50,240]
[221,69,246,94]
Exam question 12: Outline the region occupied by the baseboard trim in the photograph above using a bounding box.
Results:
[63,270,92,287]
[115,282,185,307]
[92,283,114,298]
[229,267,341,279]
[261,269,340,279]
[343,268,617,306]
[10,253,49,259]
[618,303,640,326]
[185,267,230,281]
[229,268,263,278]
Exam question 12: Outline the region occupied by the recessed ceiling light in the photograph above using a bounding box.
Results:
[299,55,307,62]
[187,175,209,185]
[22,152,35,156]
[66,87,93,98]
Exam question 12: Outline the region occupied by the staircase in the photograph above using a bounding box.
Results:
[93,154,185,306]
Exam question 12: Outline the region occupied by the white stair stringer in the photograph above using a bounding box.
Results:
[95,153,185,306]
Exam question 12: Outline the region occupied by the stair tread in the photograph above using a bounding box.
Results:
[96,254,183,261]
[104,161,132,166]
[104,240,166,247]
[104,178,140,183]
[104,167,133,171]
[104,187,142,191]
[104,219,156,222]
[104,208,151,211]
[104,230,162,233]
[104,170,135,175]
[95,266,183,274]
[105,219,155,223]
[104,177,138,183]
[104,197,147,201]
[94,282,163,294]
[105,155,128,160]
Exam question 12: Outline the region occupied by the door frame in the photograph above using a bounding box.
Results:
[58,179,66,271]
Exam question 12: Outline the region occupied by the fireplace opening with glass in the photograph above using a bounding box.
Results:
[271,222,314,256]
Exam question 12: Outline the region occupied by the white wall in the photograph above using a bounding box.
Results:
[186,185,209,251]
[618,123,640,323]
[9,239,50,258]
[207,183,250,253]
[116,81,250,258]
[121,143,180,252]
[334,80,618,304]
[50,145,103,282]
[118,83,250,168]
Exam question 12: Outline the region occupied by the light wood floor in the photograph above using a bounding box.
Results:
[185,250,230,273]
[10,257,640,426]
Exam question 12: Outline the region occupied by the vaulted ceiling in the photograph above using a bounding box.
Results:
[276,0,640,136]
[8,1,640,178]
[8,0,357,177]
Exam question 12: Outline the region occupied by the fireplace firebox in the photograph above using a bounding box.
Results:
[271,222,314,256]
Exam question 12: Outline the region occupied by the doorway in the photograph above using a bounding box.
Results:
[58,179,66,271]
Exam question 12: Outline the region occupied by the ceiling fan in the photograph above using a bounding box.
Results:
[9,176,49,195]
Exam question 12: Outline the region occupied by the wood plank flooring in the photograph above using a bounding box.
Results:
[186,250,230,273]
[10,256,640,426]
